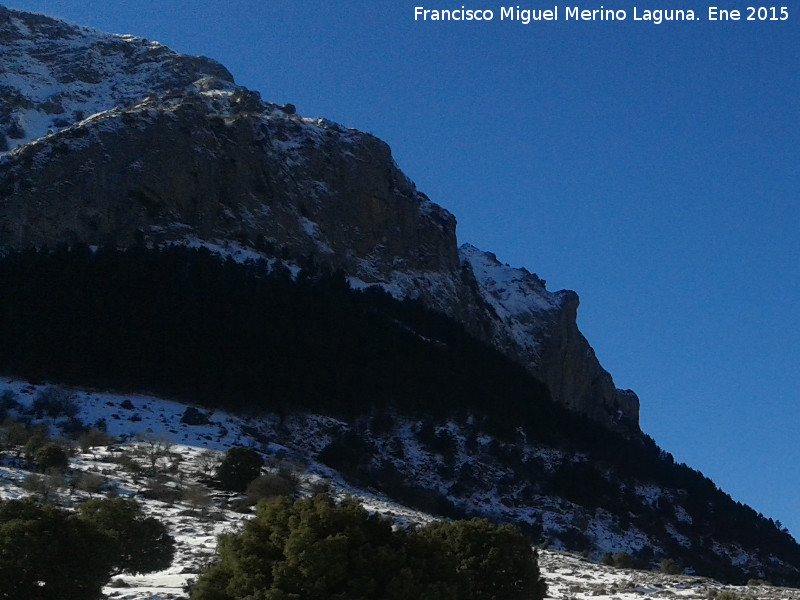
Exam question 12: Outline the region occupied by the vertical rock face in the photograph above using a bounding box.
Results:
[459,246,639,433]
[0,5,639,434]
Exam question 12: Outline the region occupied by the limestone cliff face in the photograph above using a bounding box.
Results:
[460,245,639,433]
[0,5,639,434]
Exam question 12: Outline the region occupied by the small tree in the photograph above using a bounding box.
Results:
[196,449,222,475]
[137,434,175,474]
[418,518,548,600]
[0,499,113,600]
[216,446,264,492]
[190,494,547,600]
[34,442,70,473]
[183,483,213,516]
[77,497,175,575]
[244,472,297,505]
[31,386,78,419]
[78,429,114,455]
[613,550,634,569]
[661,557,682,575]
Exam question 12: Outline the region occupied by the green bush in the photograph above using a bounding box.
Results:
[244,472,297,505]
[215,446,263,492]
[190,494,546,600]
[0,499,113,600]
[661,557,683,575]
[0,497,175,599]
[613,550,634,569]
[77,497,175,575]
[418,518,548,600]
[34,442,70,472]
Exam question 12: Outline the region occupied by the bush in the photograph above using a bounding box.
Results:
[190,494,546,600]
[661,558,683,575]
[600,551,615,566]
[78,429,115,453]
[0,416,30,449]
[77,497,175,575]
[613,550,634,569]
[215,446,263,492]
[23,430,49,459]
[31,386,78,419]
[0,498,113,600]
[183,483,213,515]
[244,472,297,505]
[74,471,106,493]
[418,518,548,600]
[22,472,65,502]
[34,442,70,472]
[0,497,175,599]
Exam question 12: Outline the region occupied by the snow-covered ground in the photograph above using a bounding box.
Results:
[1,376,798,600]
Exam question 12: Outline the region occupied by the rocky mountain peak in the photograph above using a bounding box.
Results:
[0,4,233,151]
[0,5,638,434]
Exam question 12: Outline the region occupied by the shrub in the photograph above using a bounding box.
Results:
[78,429,115,453]
[190,494,546,600]
[22,472,65,502]
[23,430,49,459]
[74,471,106,493]
[77,497,175,575]
[0,498,113,600]
[34,442,70,472]
[613,551,634,569]
[31,386,78,418]
[661,558,683,575]
[183,483,213,515]
[600,551,615,566]
[215,446,263,492]
[0,416,30,450]
[418,518,548,600]
[244,472,297,505]
[196,449,222,475]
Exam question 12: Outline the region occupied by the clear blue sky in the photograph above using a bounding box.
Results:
[6,1,800,536]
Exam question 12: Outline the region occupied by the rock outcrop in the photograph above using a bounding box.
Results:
[0,5,639,434]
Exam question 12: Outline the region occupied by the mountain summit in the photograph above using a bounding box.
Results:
[0,4,638,434]
[4,6,800,587]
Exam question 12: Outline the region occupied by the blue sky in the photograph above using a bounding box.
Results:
[6,1,800,536]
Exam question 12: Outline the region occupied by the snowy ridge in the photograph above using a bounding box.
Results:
[0,4,233,153]
[460,242,567,355]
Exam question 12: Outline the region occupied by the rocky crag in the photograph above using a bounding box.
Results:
[0,4,638,434]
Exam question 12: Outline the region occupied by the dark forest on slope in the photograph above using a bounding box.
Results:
[1,244,798,585]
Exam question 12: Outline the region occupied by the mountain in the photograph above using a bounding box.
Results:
[2,4,799,587]
[0,4,637,435]
[3,377,800,599]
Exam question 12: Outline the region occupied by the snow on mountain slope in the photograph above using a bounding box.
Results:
[1,376,797,600]
[460,243,565,357]
[0,4,233,152]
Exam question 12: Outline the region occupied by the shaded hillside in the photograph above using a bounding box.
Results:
[0,246,798,585]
